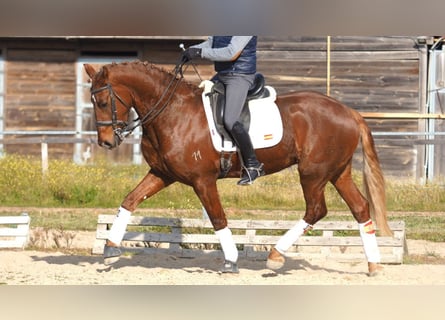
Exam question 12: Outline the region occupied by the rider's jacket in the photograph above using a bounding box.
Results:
[212,36,257,74]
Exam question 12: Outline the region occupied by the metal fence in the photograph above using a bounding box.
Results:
[1,123,444,183]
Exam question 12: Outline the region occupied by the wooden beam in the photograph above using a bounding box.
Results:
[360,112,445,119]
[93,216,406,263]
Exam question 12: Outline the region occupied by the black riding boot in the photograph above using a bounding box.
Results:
[230,121,265,185]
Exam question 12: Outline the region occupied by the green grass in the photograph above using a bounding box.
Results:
[1,154,444,211]
[0,154,444,242]
[397,214,445,242]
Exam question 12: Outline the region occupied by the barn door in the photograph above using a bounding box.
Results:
[426,39,445,181]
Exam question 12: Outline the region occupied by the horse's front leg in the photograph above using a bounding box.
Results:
[103,170,173,265]
[192,178,239,274]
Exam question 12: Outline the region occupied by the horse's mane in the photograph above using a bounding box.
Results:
[104,60,202,95]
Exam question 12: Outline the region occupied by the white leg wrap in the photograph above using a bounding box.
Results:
[108,206,132,245]
[359,219,381,263]
[215,227,238,263]
[275,219,310,254]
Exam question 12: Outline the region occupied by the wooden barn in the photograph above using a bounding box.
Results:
[0,36,444,182]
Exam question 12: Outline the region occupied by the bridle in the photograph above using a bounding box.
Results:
[91,83,134,143]
[90,61,186,144]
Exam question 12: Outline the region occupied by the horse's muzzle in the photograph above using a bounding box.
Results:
[98,132,123,150]
[98,139,117,150]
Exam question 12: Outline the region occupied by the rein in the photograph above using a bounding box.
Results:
[137,65,184,127]
[91,63,185,142]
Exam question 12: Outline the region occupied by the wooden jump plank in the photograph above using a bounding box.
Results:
[96,230,403,247]
[0,214,31,249]
[0,215,31,224]
[96,215,405,231]
[93,215,406,263]
[0,228,30,237]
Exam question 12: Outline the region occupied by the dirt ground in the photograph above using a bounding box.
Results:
[0,229,444,285]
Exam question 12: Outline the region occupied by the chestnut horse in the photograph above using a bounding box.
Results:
[84,61,392,276]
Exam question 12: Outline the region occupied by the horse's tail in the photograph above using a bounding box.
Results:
[352,111,393,236]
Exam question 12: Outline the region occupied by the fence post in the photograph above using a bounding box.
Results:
[326,35,331,96]
[41,142,48,174]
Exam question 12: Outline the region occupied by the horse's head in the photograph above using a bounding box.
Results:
[84,63,134,149]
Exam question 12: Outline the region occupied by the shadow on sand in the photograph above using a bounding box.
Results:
[30,249,367,277]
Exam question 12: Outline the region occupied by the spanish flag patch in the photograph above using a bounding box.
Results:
[263,134,273,140]
[363,220,376,234]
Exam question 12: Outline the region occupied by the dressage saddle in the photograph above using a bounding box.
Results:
[206,73,270,141]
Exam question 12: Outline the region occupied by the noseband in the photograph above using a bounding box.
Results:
[91,83,134,143]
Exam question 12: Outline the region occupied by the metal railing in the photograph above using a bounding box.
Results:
[1,125,444,182]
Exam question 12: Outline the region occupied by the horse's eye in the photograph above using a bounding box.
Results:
[98,102,108,109]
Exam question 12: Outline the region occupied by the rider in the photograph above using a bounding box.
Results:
[181,36,265,185]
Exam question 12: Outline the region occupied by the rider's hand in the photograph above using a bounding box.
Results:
[181,48,202,63]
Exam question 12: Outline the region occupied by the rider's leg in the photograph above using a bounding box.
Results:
[230,121,265,185]
[220,73,264,185]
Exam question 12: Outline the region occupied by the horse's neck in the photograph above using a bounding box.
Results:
[122,67,174,115]
[132,66,169,92]
[124,66,195,126]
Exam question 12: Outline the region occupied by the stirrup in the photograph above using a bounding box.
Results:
[237,163,265,185]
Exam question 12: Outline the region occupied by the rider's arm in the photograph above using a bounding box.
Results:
[191,36,213,50]
[192,36,253,62]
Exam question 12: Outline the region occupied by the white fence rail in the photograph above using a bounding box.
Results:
[93,215,406,264]
[0,213,31,249]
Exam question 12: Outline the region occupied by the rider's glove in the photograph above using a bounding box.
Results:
[181,48,202,63]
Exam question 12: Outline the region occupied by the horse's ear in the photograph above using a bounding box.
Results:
[84,64,97,79]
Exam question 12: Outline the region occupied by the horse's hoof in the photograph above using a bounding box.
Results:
[266,248,285,270]
[103,244,122,266]
[367,262,384,277]
[219,260,239,274]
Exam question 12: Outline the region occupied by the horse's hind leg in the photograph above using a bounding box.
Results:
[103,170,172,265]
[331,162,383,276]
[267,174,329,270]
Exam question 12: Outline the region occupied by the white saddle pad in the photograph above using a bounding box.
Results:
[200,80,283,152]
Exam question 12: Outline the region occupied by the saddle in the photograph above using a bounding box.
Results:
[199,76,282,178]
[206,73,270,141]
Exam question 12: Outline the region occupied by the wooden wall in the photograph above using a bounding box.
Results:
[256,36,423,179]
[0,36,429,180]
[5,48,77,157]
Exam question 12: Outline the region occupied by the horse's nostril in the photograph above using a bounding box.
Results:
[99,140,115,149]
